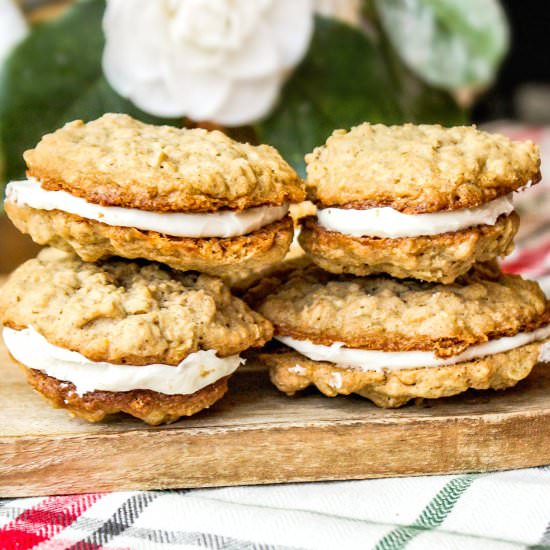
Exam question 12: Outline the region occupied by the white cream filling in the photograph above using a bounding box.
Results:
[276,324,550,372]
[5,179,289,238]
[317,194,514,238]
[3,327,243,396]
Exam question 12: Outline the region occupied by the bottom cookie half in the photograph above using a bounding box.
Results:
[6,202,294,283]
[299,214,518,283]
[24,367,230,425]
[260,342,545,408]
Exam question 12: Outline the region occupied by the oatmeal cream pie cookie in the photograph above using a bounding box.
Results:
[5,114,304,279]
[0,248,272,424]
[253,265,550,407]
[301,123,541,283]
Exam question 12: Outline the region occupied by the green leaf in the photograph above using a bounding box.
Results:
[374,0,509,89]
[0,0,176,186]
[256,16,466,177]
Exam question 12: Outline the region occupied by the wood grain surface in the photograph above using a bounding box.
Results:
[2,322,550,497]
[0,218,40,273]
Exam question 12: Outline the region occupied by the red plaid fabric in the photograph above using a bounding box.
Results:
[497,123,550,285]
[0,495,104,549]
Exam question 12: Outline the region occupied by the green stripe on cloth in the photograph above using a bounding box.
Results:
[373,474,478,550]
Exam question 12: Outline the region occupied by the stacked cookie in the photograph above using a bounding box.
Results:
[1,250,272,424]
[254,123,550,407]
[301,124,536,282]
[1,114,304,424]
[6,114,303,281]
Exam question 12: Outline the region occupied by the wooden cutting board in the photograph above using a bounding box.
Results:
[2,332,550,497]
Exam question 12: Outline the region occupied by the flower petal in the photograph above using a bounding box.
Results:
[220,20,280,79]
[102,35,137,96]
[267,0,315,68]
[164,66,232,121]
[0,0,28,65]
[210,74,282,126]
[103,0,169,91]
[126,77,187,118]
[166,36,226,72]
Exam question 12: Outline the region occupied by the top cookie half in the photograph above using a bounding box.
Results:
[24,114,305,212]
[0,248,273,365]
[254,264,550,358]
[305,123,541,213]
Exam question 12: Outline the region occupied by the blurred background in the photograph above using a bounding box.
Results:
[0,0,549,275]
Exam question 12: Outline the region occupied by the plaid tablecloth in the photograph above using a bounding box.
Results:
[2,123,550,550]
[2,471,550,550]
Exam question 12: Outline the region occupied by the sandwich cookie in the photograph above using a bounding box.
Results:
[5,114,304,279]
[253,265,550,407]
[301,123,540,283]
[0,249,273,424]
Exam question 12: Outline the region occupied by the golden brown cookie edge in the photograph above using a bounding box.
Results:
[260,343,545,407]
[298,213,519,283]
[5,202,295,281]
[24,366,230,425]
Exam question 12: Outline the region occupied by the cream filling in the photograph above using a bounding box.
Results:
[5,179,289,238]
[276,324,550,372]
[316,194,514,238]
[3,327,243,396]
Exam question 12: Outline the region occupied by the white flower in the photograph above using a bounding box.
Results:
[102,0,315,126]
[0,0,28,65]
